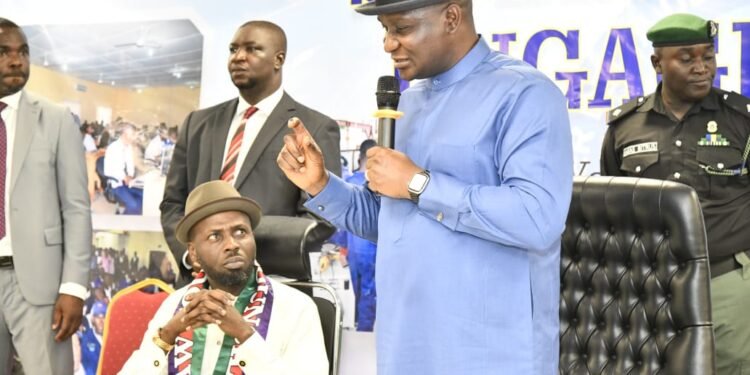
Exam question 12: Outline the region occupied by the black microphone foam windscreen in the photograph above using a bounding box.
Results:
[376,76,401,110]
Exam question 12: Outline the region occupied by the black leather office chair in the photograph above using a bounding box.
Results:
[254,215,342,375]
[95,155,118,204]
[560,176,715,374]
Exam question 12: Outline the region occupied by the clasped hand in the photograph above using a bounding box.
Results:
[163,289,254,345]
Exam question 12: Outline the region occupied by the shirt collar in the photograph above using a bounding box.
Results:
[425,35,490,91]
[0,90,23,111]
[236,85,284,119]
[699,88,720,111]
[643,83,719,116]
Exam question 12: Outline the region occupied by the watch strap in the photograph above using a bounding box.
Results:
[408,170,430,204]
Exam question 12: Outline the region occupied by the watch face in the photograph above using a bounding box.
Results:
[408,173,429,192]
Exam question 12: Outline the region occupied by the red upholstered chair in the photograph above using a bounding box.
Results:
[97,278,174,375]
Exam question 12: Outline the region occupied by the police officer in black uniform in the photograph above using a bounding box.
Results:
[600,13,750,374]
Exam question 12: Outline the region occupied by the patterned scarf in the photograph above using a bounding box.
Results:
[167,263,275,374]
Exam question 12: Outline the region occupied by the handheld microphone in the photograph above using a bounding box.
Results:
[375,76,403,149]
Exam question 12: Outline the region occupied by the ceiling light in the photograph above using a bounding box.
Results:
[170,65,187,80]
[111,81,115,86]
[62,64,68,72]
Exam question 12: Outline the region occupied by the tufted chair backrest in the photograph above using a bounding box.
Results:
[253,215,341,375]
[254,215,335,280]
[560,176,715,374]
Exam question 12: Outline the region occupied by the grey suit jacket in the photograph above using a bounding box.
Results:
[160,92,341,280]
[9,91,92,305]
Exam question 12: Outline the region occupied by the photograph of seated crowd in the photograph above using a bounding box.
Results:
[72,236,177,375]
[81,119,178,216]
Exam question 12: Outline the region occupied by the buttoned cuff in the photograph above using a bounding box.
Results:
[418,171,465,230]
[59,282,88,301]
[305,172,354,220]
[144,342,170,371]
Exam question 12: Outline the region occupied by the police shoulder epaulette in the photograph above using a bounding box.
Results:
[606,95,649,125]
[719,90,750,120]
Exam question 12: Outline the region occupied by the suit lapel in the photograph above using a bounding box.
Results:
[234,92,296,188]
[209,99,239,180]
[10,92,39,195]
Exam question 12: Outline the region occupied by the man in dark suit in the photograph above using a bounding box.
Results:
[0,18,92,375]
[161,20,340,284]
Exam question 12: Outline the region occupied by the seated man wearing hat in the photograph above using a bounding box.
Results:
[120,180,328,374]
[601,13,750,374]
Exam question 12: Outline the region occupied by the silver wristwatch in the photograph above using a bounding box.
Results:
[407,170,430,204]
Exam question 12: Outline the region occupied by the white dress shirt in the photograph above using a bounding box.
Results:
[144,135,164,163]
[104,139,135,188]
[221,86,284,186]
[120,277,328,375]
[0,91,86,300]
[83,134,97,152]
[0,91,21,258]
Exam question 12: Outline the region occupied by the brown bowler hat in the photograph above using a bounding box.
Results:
[355,0,448,15]
[175,180,262,244]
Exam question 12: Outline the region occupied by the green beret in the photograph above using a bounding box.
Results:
[647,13,717,47]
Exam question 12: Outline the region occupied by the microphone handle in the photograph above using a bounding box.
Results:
[377,117,396,149]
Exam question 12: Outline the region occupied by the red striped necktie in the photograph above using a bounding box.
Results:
[220,106,258,182]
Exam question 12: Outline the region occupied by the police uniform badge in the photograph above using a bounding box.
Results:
[708,21,718,38]
[699,120,729,146]
[707,120,718,133]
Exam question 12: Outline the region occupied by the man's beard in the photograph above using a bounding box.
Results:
[232,79,256,91]
[199,256,254,288]
[0,73,28,96]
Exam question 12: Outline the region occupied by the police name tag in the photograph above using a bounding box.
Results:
[623,142,658,158]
